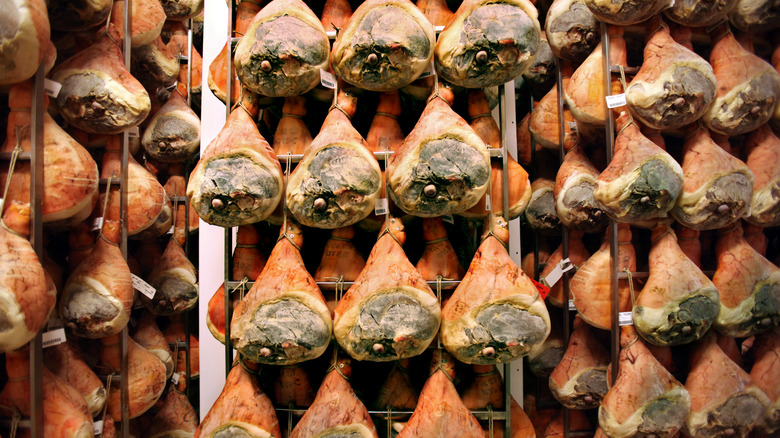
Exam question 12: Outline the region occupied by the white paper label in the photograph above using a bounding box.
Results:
[619,311,634,326]
[606,93,627,108]
[44,79,61,98]
[42,328,66,348]
[569,300,577,311]
[544,258,574,288]
[485,194,492,211]
[374,198,388,215]
[92,216,104,232]
[0,197,4,215]
[442,215,454,224]
[320,69,337,89]
[568,121,577,131]
[434,25,445,32]
[93,420,103,435]
[167,225,175,235]
[132,274,156,299]
[126,126,140,138]
[171,372,180,385]
[418,61,435,79]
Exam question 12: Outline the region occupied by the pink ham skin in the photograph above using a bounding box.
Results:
[743,125,780,227]
[320,0,353,32]
[684,332,771,437]
[110,0,166,47]
[553,145,608,233]
[44,339,106,417]
[750,328,780,434]
[530,82,578,151]
[195,362,281,437]
[145,389,199,436]
[462,364,505,410]
[290,357,378,438]
[599,326,690,438]
[232,224,268,281]
[675,223,701,267]
[366,91,404,153]
[374,358,419,413]
[744,223,768,256]
[314,226,366,284]
[273,364,316,408]
[543,409,591,437]
[416,0,455,26]
[549,315,610,409]
[273,96,312,156]
[132,311,174,378]
[415,217,465,287]
[143,237,198,315]
[542,230,590,308]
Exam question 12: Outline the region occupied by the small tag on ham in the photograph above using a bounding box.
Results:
[619,311,633,326]
[418,61,435,79]
[93,420,103,435]
[544,258,574,288]
[569,300,577,311]
[485,194,492,211]
[531,278,551,300]
[606,93,627,108]
[374,198,389,215]
[132,274,157,299]
[42,328,67,348]
[171,372,180,385]
[320,69,337,89]
[126,126,140,138]
[44,79,61,98]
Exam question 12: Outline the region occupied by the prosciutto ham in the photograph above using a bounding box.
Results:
[626,19,717,131]
[388,86,490,217]
[712,223,780,338]
[554,145,608,233]
[47,0,111,31]
[584,0,673,24]
[703,26,780,136]
[231,223,331,364]
[415,217,465,287]
[43,339,106,417]
[321,0,353,32]
[207,0,259,105]
[273,364,315,408]
[109,0,166,47]
[334,217,441,361]
[234,0,329,97]
[366,91,404,153]
[545,0,600,63]
[132,311,174,378]
[750,328,780,434]
[374,358,418,413]
[599,326,691,438]
[525,176,560,235]
[434,0,540,89]
[273,96,312,156]
[187,93,284,228]
[416,0,454,26]
[633,226,720,346]
[159,0,202,20]
[728,0,780,32]
[290,356,378,438]
[141,90,201,162]
[549,316,609,409]
[685,332,771,437]
[664,0,737,26]
[331,0,434,91]
[195,361,281,437]
[131,35,180,91]
[593,112,684,224]
[60,219,133,338]
[286,91,382,228]
[529,83,578,153]
[142,238,198,315]
[529,321,565,377]
[441,216,550,364]
[0,0,49,86]
[314,226,366,286]
[146,389,199,437]
[744,125,780,227]
[398,350,485,437]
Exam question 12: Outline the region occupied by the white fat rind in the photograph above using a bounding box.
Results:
[600,386,691,438]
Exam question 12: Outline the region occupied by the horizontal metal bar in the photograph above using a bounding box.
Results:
[617,270,715,279]
[227,279,462,291]
[271,407,506,420]
[0,151,32,161]
[609,65,640,75]
[0,419,31,429]
[177,55,189,62]
[276,149,502,165]
[99,177,122,185]
[169,195,188,203]
[169,341,189,348]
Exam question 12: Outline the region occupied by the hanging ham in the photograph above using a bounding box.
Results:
[750,328,780,434]
[234,0,329,97]
[366,91,404,153]
[374,358,418,413]
[599,326,690,438]
[145,389,199,437]
[712,223,780,338]
[43,339,107,417]
[728,0,780,32]
[633,225,720,347]
[529,83,578,152]
[47,0,111,31]
[549,316,609,410]
[744,124,780,227]
[441,215,550,364]
[387,86,490,217]
[416,0,455,26]
[142,237,198,315]
[593,112,683,223]
[165,318,199,392]
[231,223,332,365]
[570,223,636,330]
[187,93,284,228]
[434,0,540,89]
[142,90,201,162]
[529,321,565,377]
[273,96,312,156]
[321,0,353,32]
[554,145,608,233]
[415,217,465,287]
[664,0,737,26]
[703,26,780,136]
[131,35,180,91]
[334,217,441,361]
[684,332,771,437]
[132,311,174,378]
[525,176,560,235]
[60,219,133,338]
[397,350,485,437]
[545,0,600,63]
[523,33,557,100]
[273,364,315,408]
[159,0,202,20]
[290,356,378,438]
[0,0,49,86]
[584,0,673,24]
[314,226,366,285]
[109,0,166,47]
[626,19,717,131]
[195,361,281,437]
[331,0,434,91]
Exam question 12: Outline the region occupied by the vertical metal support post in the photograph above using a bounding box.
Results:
[600,21,620,381]
[28,62,45,438]
[187,18,194,108]
[121,1,132,435]
[224,228,233,376]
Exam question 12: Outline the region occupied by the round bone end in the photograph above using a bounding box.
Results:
[313,198,327,210]
[367,53,379,65]
[482,347,496,357]
[212,198,225,210]
[640,196,651,204]
[718,204,730,213]
[423,184,437,198]
[260,347,272,357]
[260,60,273,72]
[681,325,692,335]
[373,343,384,353]
[475,50,489,64]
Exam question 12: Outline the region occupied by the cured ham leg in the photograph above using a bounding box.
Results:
[415,217,465,287]
[633,226,720,346]
[545,0,600,63]
[331,0,434,91]
[664,0,736,26]
[231,223,332,364]
[145,389,199,437]
[0,0,49,85]
[594,113,684,223]
[334,217,441,361]
[541,232,590,309]
[599,326,690,438]
[530,83,578,152]
[101,333,167,420]
[684,332,771,437]
[132,311,174,378]
[141,90,200,162]
[461,364,536,437]
[584,0,672,24]
[314,226,366,285]
[320,0,353,32]
[187,93,284,228]
[398,350,485,437]
[744,125,780,227]
[44,339,107,417]
[143,238,198,315]
[374,358,418,413]
[234,0,329,97]
[195,361,281,437]
[159,0,202,20]
[712,223,780,337]
[703,26,780,136]
[109,0,166,47]
[441,216,550,364]
[543,409,591,437]
[554,145,608,233]
[549,316,609,409]
[523,33,557,100]
[416,0,454,26]
[434,0,540,88]
[207,0,260,105]
[570,223,636,330]
[50,25,151,134]
[672,126,753,230]
[728,0,780,32]
[273,96,312,156]
[676,223,702,267]
[750,328,780,434]
[529,318,565,378]
[0,347,93,438]
[287,90,382,228]
[47,0,111,31]
[366,91,404,153]
[60,219,133,338]
[525,176,560,235]
[131,35,180,90]
[273,364,315,408]
[290,356,378,438]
